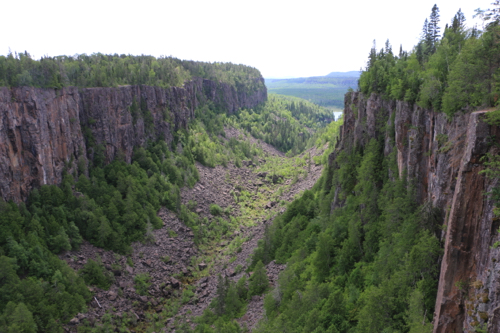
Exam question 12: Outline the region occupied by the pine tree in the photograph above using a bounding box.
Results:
[224,284,242,317]
[490,0,500,25]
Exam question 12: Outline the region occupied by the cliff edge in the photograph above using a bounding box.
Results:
[0,77,267,202]
[336,92,499,332]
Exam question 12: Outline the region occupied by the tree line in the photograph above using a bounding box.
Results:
[0,52,264,92]
[359,4,500,116]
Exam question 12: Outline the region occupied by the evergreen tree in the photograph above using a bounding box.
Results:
[368,40,377,70]
[451,8,466,32]
[1,302,37,333]
[421,18,430,43]
[213,275,229,316]
[248,260,269,297]
[385,39,393,55]
[429,4,441,52]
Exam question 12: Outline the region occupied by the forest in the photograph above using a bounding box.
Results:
[0,53,264,93]
[265,75,358,110]
[0,51,335,331]
[358,5,500,117]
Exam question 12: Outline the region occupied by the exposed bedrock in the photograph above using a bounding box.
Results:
[335,92,499,332]
[0,78,266,202]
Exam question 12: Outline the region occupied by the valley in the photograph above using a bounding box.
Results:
[61,127,329,332]
[2,6,500,330]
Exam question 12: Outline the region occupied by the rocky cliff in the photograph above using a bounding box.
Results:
[336,92,499,332]
[0,77,266,202]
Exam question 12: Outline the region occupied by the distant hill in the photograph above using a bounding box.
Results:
[264,72,359,110]
[325,71,361,78]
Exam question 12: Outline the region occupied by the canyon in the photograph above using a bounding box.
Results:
[1,76,499,332]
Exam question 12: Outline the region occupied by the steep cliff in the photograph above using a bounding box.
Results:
[0,77,266,202]
[338,92,499,333]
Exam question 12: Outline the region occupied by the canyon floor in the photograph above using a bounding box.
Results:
[62,128,326,332]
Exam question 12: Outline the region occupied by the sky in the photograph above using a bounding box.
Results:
[1,0,494,79]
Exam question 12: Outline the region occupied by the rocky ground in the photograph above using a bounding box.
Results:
[62,209,199,329]
[62,128,326,332]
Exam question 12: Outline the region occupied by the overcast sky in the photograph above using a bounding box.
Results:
[1,0,493,78]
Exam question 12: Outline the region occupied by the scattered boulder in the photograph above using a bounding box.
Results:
[170,278,180,289]
[125,265,134,275]
[265,201,276,209]
[69,317,80,325]
[108,291,118,301]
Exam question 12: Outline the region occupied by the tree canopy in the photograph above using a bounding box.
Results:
[358,5,500,116]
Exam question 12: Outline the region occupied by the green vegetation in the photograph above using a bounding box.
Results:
[0,52,264,92]
[209,204,224,216]
[235,94,332,155]
[358,5,500,116]
[0,52,334,331]
[265,75,359,110]
[245,116,442,332]
[80,257,113,290]
[134,273,151,296]
[247,260,269,297]
[193,274,248,332]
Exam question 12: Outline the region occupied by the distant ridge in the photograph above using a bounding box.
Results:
[325,71,360,78]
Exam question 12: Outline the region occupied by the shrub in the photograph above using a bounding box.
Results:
[134,273,151,296]
[209,204,223,216]
[80,257,113,289]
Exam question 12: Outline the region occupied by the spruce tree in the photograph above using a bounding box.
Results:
[429,4,441,52]
[367,40,377,70]
[213,275,229,316]
[421,18,429,42]
[248,260,269,297]
[451,8,466,32]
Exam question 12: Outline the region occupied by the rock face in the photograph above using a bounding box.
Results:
[336,92,499,333]
[0,78,266,202]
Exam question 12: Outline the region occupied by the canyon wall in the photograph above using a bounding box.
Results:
[0,78,266,202]
[336,92,499,332]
